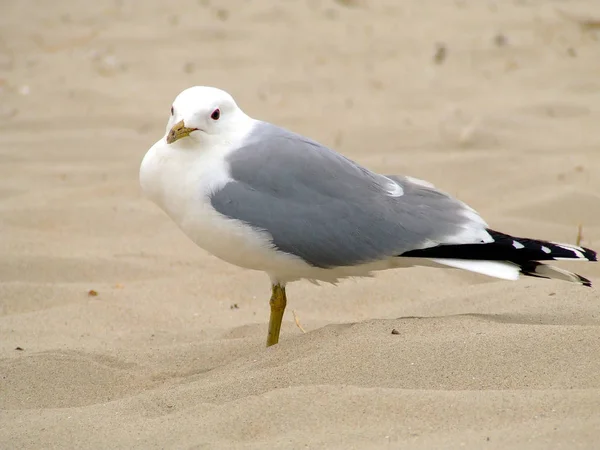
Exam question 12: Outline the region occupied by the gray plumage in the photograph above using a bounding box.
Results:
[210,122,485,268]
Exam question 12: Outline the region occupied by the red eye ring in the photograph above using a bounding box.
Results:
[211,108,221,120]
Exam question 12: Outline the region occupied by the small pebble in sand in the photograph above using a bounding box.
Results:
[183,62,195,74]
[88,289,98,297]
[230,303,239,310]
[15,347,24,351]
[433,43,447,64]
[391,329,400,335]
[216,9,229,21]
[493,33,508,47]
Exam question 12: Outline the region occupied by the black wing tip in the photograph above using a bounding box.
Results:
[576,273,593,288]
[486,229,598,262]
[577,244,597,262]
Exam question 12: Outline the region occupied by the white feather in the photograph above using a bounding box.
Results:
[427,258,520,281]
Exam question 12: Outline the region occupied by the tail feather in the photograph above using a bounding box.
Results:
[400,229,596,287]
[519,261,592,287]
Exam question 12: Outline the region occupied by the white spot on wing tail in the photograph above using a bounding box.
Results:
[541,246,551,254]
[384,178,404,197]
[512,240,525,249]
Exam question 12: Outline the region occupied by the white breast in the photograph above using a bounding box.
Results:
[139,135,315,283]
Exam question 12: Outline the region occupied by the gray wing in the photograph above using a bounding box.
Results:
[210,122,488,268]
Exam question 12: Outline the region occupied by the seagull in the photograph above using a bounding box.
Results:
[139,86,597,347]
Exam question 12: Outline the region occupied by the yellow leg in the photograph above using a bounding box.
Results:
[266,284,287,347]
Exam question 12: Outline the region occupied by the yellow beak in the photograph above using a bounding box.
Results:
[166,120,198,144]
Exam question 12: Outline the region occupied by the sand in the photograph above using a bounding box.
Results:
[1,0,600,448]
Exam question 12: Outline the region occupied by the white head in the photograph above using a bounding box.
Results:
[163,86,252,148]
[140,86,255,219]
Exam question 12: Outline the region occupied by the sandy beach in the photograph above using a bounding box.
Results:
[1,0,600,448]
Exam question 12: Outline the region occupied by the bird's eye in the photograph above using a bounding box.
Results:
[211,108,221,120]
[170,106,174,115]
